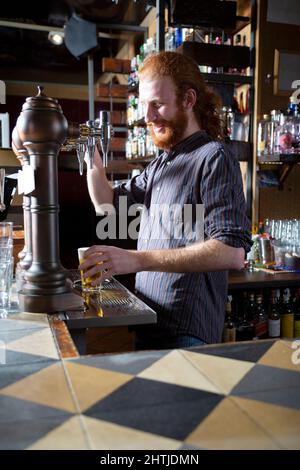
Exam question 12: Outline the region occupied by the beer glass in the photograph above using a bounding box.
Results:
[77,247,103,292]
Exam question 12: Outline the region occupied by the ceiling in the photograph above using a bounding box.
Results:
[0,0,151,85]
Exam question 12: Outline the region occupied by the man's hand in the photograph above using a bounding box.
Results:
[85,145,103,169]
[78,245,142,285]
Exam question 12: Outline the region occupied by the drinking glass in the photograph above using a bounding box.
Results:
[77,247,103,292]
[0,255,13,311]
[0,221,13,245]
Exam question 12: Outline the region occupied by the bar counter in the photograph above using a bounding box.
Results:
[229,269,300,290]
[1,296,300,450]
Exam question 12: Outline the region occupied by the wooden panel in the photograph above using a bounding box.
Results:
[87,326,135,355]
[0,148,20,166]
[110,110,127,125]
[110,137,126,152]
[48,315,79,358]
[102,57,131,74]
[177,42,250,68]
[96,84,128,99]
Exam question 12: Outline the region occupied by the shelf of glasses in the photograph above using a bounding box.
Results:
[258,154,300,164]
[202,72,253,85]
[127,118,147,128]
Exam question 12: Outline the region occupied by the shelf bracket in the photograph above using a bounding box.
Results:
[278,163,295,190]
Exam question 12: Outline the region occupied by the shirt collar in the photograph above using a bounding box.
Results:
[164,130,213,160]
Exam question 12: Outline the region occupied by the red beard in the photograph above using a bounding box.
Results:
[147,104,188,150]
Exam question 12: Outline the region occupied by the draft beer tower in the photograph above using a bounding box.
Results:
[12,86,112,313]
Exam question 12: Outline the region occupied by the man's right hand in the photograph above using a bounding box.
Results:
[85,144,104,171]
[85,142,114,210]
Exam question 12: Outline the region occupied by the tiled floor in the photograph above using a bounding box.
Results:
[1,311,300,450]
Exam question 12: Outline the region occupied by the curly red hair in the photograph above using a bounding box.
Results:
[139,51,223,140]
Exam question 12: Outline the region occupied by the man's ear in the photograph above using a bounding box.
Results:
[183,88,197,110]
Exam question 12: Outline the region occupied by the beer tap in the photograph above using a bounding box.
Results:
[63,111,113,174]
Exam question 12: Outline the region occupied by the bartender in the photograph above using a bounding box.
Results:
[79,51,252,350]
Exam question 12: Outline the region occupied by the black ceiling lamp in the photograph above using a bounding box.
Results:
[64,13,98,59]
[64,13,99,120]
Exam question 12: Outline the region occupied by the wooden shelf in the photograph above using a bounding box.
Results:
[126,155,155,163]
[128,84,139,94]
[127,118,146,128]
[177,41,250,69]
[258,156,300,189]
[175,16,250,36]
[258,154,300,164]
[102,57,131,74]
[202,72,253,85]
[96,83,128,99]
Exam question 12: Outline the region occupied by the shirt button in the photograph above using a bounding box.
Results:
[166,161,171,166]
[156,187,160,191]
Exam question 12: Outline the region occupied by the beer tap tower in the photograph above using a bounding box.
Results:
[12,86,112,313]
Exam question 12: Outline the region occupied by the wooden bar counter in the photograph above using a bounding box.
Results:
[229,268,300,290]
[0,284,300,450]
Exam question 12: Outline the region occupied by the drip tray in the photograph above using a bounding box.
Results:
[55,270,157,328]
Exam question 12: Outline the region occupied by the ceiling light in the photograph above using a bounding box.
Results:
[48,31,64,46]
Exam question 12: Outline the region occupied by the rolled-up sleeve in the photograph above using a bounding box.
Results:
[113,171,147,212]
[200,147,252,252]
[113,157,159,211]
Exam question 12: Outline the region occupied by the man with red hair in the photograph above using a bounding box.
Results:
[80,51,251,350]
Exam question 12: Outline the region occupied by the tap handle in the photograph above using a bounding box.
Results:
[0,168,6,212]
[99,111,111,167]
[76,142,86,176]
[87,136,96,170]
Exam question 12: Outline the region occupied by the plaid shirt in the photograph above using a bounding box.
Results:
[114,131,251,343]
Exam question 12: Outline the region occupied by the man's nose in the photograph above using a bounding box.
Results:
[144,104,157,123]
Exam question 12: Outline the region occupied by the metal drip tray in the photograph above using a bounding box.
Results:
[58,270,157,329]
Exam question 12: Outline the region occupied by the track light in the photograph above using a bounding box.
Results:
[48,31,64,46]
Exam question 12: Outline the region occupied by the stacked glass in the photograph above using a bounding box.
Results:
[265,218,300,268]
[0,222,14,316]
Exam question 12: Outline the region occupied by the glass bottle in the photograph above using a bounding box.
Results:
[222,295,236,342]
[268,290,281,338]
[281,288,295,338]
[236,292,255,341]
[254,294,268,339]
[294,288,300,338]
[257,114,269,157]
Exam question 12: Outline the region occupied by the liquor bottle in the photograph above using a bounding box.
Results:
[268,290,281,338]
[274,114,293,154]
[257,115,270,157]
[287,95,299,116]
[239,92,245,114]
[254,294,268,339]
[175,28,183,48]
[294,288,300,338]
[222,295,236,342]
[236,292,255,341]
[126,130,132,160]
[281,288,295,338]
[247,292,257,320]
